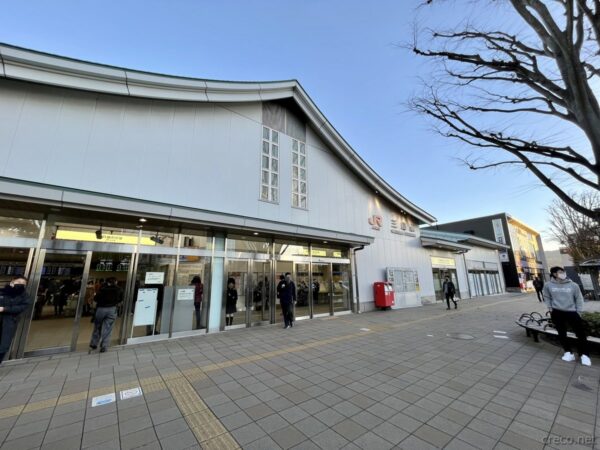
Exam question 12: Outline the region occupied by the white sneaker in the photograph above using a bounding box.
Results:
[581,355,592,366]
[561,352,576,362]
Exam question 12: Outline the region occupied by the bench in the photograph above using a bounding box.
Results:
[516,312,600,345]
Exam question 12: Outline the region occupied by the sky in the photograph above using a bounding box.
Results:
[1,0,582,250]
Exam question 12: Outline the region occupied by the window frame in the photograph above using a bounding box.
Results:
[291,138,308,209]
[259,126,280,204]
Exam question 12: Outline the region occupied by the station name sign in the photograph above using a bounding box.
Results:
[368,214,416,236]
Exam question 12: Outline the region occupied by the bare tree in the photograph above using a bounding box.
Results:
[547,191,600,264]
[412,0,600,219]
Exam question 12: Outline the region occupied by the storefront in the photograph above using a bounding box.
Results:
[421,230,508,301]
[0,211,355,359]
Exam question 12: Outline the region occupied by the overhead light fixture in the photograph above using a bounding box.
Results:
[95,226,103,240]
[323,240,328,244]
[139,218,147,223]
[253,232,259,236]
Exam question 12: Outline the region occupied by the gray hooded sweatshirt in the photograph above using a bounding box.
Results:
[542,278,584,313]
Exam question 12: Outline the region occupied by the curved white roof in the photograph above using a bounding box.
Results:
[0,43,435,224]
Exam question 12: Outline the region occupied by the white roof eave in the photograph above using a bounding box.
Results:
[0,43,436,224]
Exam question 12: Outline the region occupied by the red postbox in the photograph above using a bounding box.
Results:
[373,282,395,309]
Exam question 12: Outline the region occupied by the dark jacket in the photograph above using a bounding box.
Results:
[0,286,32,353]
[442,280,456,295]
[533,279,544,291]
[277,280,296,305]
[193,283,203,305]
[226,288,238,314]
[94,284,123,308]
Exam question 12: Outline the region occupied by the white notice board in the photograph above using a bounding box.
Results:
[581,274,594,290]
[177,288,195,301]
[145,272,165,284]
[133,288,158,326]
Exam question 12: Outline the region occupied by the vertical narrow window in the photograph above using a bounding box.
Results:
[292,138,307,208]
[261,126,279,202]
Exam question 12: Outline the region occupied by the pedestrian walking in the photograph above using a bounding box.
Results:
[225,278,237,326]
[191,275,203,329]
[277,272,296,329]
[0,276,32,364]
[442,276,457,309]
[533,276,544,302]
[543,266,591,366]
[89,277,123,353]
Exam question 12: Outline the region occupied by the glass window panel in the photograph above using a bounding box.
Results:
[262,156,269,169]
[271,188,278,202]
[293,166,298,177]
[272,159,278,172]
[300,168,306,180]
[292,194,299,206]
[292,140,298,151]
[0,216,41,238]
[262,171,269,184]
[262,141,269,154]
[300,143,305,154]
[300,196,307,208]
[263,127,270,140]
[292,179,298,192]
[300,155,305,167]
[292,153,298,164]
[300,182,306,194]
[271,173,278,187]
[272,130,278,143]
[261,186,269,199]
[272,144,278,157]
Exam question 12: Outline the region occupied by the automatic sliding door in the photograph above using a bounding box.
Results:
[332,263,351,312]
[312,263,332,316]
[25,251,87,354]
[249,260,271,325]
[294,263,310,319]
[226,260,249,327]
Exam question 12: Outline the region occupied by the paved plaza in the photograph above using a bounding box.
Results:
[0,293,599,449]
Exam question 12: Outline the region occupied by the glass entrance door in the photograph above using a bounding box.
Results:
[332,263,351,312]
[312,263,332,316]
[24,250,134,355]
[25,251,88,355]
[249,260,271,325]
[226,259,249,327]
[294,263,310,319]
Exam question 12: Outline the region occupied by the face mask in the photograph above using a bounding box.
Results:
[557,273,567,280]
[6,284,25,296]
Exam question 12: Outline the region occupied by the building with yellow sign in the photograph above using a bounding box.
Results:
[427,214,548,292]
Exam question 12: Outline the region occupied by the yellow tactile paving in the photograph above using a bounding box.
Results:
[57,391,88,405]
[163,371,237,447]
[139,381,166,393]
[0,405,24,419]
[22,397,57,413]
[88,387,115,397]
[201,433,241,450]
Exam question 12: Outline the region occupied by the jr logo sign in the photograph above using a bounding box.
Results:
[368,215,383,230]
